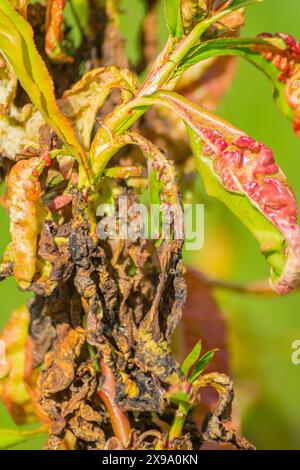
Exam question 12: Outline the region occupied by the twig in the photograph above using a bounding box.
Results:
[188,269,295,297]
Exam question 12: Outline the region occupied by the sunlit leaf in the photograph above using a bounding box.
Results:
[7,156,50,289]
[60,67,136,150]
[174,35,300,137]
[9,1,29,16]
[45,0,74,63]
[0,305,37,425]
[0,52,16,113]
[189,349,217,383]
[0,0,89,178]
[180,340,202,376]
[164,0,183,39]
[140,91,300,294]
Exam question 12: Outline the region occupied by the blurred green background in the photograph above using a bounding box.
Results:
[1,0,300,450]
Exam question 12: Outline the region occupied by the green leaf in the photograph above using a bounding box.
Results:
[0,0,90,178]
[189,349,217,383]
[228,0,264,8]
[181,340,202,376]
[0,428,44,450]
[139,91,300,294]
[164,0,183,39]
[172,36,296,131]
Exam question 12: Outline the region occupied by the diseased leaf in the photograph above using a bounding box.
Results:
[45,0,74,63]
[181,1,208,32]
[59,67,136,150]
[7,156,51,289]
[196,372,255,450]
[0,106,46,160]
[180,340,202,376]
[0,305,37,425]
[0,428,43,450]
[0,52,16,113]
[164,0,183,39]
[0,0,89,177]
[140,91,300,294]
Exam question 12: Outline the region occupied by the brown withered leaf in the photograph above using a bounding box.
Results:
[198,372,255,450]
[31,218,74,296]
[29,284,82,368]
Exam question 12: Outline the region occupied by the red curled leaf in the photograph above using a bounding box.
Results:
[6,156,50,289]
[45,0,74,63]
[140,91,300,294]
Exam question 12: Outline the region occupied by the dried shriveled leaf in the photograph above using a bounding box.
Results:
[141,91,300,294]
[7,156,50,289]
[181,1,208,31]
[0,52,16,113]
[59,67,136,150]
[198,372,255,450]
[0,106,46,160]
[0,305,37,425]
[0,0,89,176]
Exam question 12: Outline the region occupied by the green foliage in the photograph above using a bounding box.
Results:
[0,428,44,450]
[164,0,183,39]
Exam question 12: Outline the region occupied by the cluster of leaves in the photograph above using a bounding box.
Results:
[0,0,300,450]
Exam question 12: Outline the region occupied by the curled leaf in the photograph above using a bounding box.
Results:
[140,91,300,294]
[45,0,74,63]
[197,372,255,450]
[0,106,46,160]
[181,1,208,32]
[7,156,50,289]
[0,52,16,113]
[59,67,136,150]
[0,0,89,178]
[0,305,37,425]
